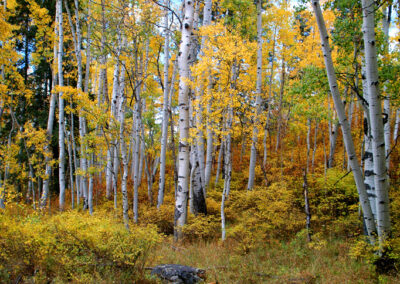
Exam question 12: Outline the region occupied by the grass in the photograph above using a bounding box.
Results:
[145,235,399,283]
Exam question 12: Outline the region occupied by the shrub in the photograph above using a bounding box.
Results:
[0,208,161,283]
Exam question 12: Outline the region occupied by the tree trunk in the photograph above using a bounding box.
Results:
[382,5,391,171]
[276,59,286,152]
[311,120,318,173]
[58,0,66,211]
[247,0,263,190]
[203,0,213,190]
[215,138,223,185]
[361,0,390,242]
[174,0,194,240]
[158,0,170,208]
[40,0,59,209]
[312,0,376,241]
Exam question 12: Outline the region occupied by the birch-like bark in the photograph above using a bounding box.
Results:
[66,116,74,209]
[247,0,263,190]
[133,99,141,223]
[275,59,285,152]
[306,119,311,174]
[111,55,121,205]
[215,138,223,185]
[119,93,129,228]
[84,1,92,211]
[312,0,376,240]
[203,0,213,189]
[362,0,391,240]
[328,120,339,168]
[361,62,376,220]
[394,110,400,141]
[40,0,59,208]
[382,6,391,170]
[57,0,66,211]
[158,0,170,208]
[174,0,194,240]
[221,107,233,241]
[311,120,318,173]
[65,0,88,208]
[190,135,207,215]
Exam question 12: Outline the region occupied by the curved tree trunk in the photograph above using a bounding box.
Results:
[312,0,376,241]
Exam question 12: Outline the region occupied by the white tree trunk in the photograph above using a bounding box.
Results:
[222,92,234,241]
[311,120,318,173]
[247,0,263,190]
[382,6,391,171]
[312,0,376,241]
[394,109,400,141]
[276,60,285,152]
[215,138,223,185]
[362,0,391,241]
[174,0,194,240]
[361,61,377,221]
[57,0,66,211]
[204,82,214,188]
[158,0,170,208]
[119,92,129,228]
[40,0,59,208]
[133,99,141,223]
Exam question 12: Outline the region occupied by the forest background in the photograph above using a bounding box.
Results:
[1,0,400,282]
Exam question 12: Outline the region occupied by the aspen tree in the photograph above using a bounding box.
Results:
[158,0,170,208]
[247,0,263,190]
[382,5,391,170]
[57,0,66,211]
[174,0,194,240]
[203,0,213,190]
[40,2,59,208]
[312,0,376,241]
[361,0,390,242]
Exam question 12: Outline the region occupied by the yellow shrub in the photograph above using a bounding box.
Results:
[0,209,161,283]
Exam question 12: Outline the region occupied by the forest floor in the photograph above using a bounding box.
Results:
[146,236,399,283]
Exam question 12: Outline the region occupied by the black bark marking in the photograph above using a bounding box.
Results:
[365,170,374,177]
[174,207,182,220]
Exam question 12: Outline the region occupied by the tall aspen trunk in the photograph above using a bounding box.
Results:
[119,91,129,228]
[361,0,390,242]
[247,0,263,190]
[203,0,213,190]
[221,107,233,241]
[174,0,194,240]
[382,6,391,171]
[133,97,141,223]
[311,120,318,173]
[57,0,66,211]
[276,59,285,152]
[194,0,213,192]
[40,1,59,209]
[221,62,237,240]
[158,0,170,208]
[312,0,376,241]
[361,62,376,221]
[65,0,88,209]
[66,117,74,209]
[84,1,92,211]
